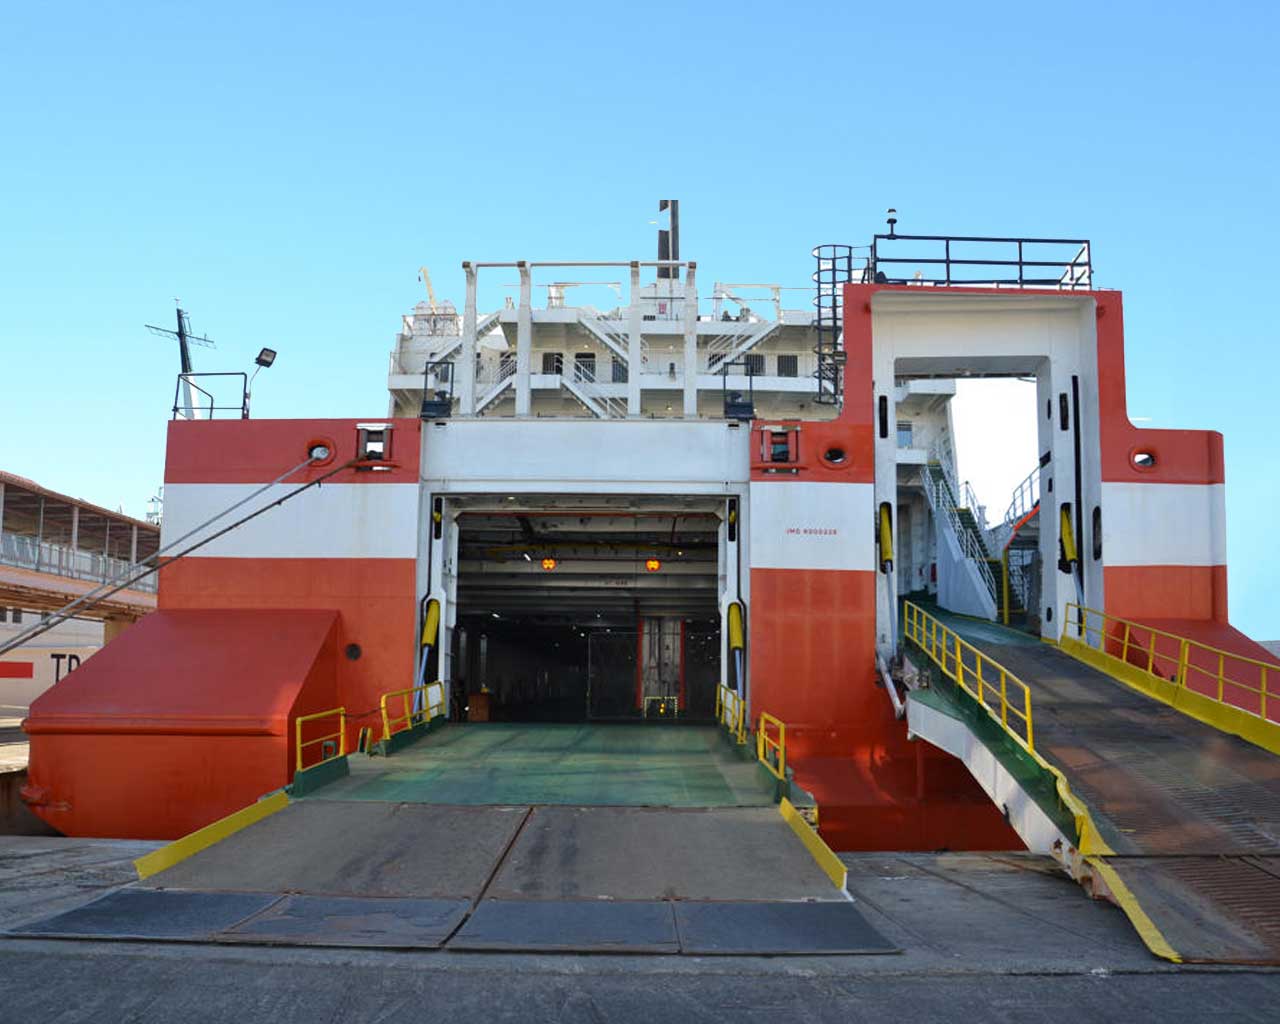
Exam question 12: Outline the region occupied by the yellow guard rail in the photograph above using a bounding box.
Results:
[295,706,346,772]
[757,711,787,780]
[903,601,1035,753]
[715,683,747,744]
[380,681,446,740]
[1065,604,1277,732]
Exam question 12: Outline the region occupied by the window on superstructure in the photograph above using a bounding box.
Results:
[897,421,914,448]
[777,354,798,378]
[573,353,596,382]
[611,357,628,384]
[11,609,21,624]
[542,351,563,375]
[743,353,765,377]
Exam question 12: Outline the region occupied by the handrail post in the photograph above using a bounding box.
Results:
[1177,639,1190,688]
[1122,621,1131,662]
[1000,670,1008,727]
[955,634,964,690]
[1218,653,1225,701]
[1147,630,1156,674]
[1024,692,1034,750]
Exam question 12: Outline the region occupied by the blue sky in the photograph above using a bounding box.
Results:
[1,2,1276,634]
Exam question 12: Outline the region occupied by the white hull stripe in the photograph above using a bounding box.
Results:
[749,481,875,572]
[160,483,419,560]
[1101,482,1225,568]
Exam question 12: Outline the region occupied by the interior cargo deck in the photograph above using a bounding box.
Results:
[910,608,1280,965]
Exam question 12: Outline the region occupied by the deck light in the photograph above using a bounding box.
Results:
[645,558,661,572]
[541,557,557,571]
[886,208,898,237]
[255,348,277,368]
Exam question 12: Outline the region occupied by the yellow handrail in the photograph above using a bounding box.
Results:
[380,681,446,740]
[1065,604,1275,721]
[715,683,746,744]
[902,601,1035,752]
[757,711,786,780]
[295,706,346,772]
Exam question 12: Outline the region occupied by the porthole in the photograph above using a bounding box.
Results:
[1132,450,1157,470]
[345,643,363,661]
[824,446,848,465]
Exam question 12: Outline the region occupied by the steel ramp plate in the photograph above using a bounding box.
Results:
[450,899,680,953]
[222,895,470,949]
[1100,856,1280,965]
[9,889,278,942]
[138,802,527,899]
[673,901,898,956]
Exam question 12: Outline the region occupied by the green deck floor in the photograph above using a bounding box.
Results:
[306,723,773,807]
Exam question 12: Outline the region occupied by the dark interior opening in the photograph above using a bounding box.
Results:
[452,497,723,723]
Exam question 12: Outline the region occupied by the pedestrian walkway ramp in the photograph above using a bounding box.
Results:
[902,601,1280,965]
[10,725,896,956]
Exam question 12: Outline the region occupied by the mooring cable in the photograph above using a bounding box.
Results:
[0,455,358,657]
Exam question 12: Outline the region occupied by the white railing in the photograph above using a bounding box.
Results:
[922,465,999,601]
[578,309,648,367]
[1005,464,1042,525]
[703,319,779,369]
[566,363,626,418]
[475,357,517,412]
[0,530,157,594]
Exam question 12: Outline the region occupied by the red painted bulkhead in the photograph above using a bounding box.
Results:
[21,418,421,838]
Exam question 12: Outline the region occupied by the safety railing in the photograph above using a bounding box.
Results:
[0,530,159,594]
[1005,464,1042,526]
[380,681,446,740]
[864,233,1092,290]
[903,601,1035,752]
[756,712,787,780]
[1065,605,1276,722]
[295,706,346,772]
[715,683,747,744]
[922,463,999,601]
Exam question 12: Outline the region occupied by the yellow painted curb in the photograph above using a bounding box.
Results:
[1061,638,1280,757]
[1086,856,1182,963]
[779,797,847,892]
[134,790,290,880]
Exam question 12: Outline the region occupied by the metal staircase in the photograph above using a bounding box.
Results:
[922,456,1000,618]
[577,310,646,368]
[474,358,517,414]
[704,319,780,371]
[562,363,626,419]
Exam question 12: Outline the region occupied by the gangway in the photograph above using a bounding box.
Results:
[901,601,1280,964]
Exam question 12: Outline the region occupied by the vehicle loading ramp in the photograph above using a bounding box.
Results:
[904,608,1280,964]
[11,725,896,956]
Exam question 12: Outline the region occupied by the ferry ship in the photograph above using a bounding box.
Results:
[12,206,1280,965]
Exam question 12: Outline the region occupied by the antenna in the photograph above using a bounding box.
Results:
[145,303,216,419]
[146,302,215,375]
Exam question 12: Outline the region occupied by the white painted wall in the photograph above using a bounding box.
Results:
[872,291,1105,652]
